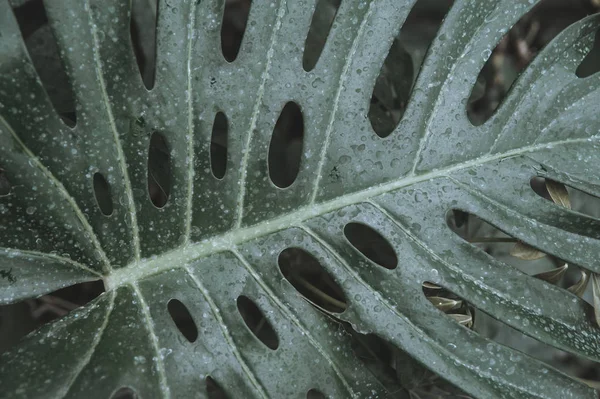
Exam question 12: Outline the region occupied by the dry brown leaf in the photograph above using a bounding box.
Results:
[534,264,568,284]
[427,296,462,312]
[592,273,600,328]
[568,270,590,297]
[422,282,442,290]
[546,180,571,209]
[449,313,473,328]
[510,241,546,260]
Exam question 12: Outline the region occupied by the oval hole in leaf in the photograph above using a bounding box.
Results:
[0,169,10,196]
[221,0,251,62]
[302,0,342,72]
[343,223,398,270]
[12,0,77,126]
[236,295,279,350]
[210,112,228,179]
[111,387,137,399]
[307,388,327,399]
[93,172,113,216]
[147,132,171,208]
[268,102,304,188]
[206,376,228,399]
[577,29,600,78]
[467,1,591,125]
[130,0,158,89]
[368,0,452,138]
[278,247,347,313]
[167,299,198,343]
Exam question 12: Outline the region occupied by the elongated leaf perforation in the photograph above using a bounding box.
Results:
[236,295,279,350]
[577,28,600,78]
[210,111,228,180]
[220,0,251,62]
[268,101,304,189]
[130,0,158,90]
[368,0,451,138]
[167,299,198,343]
[206,376,228,399]
[278,247,347,313]
[302,0,341,72]
[147,132,171,209]
[93,172,113,216]
[0,169,10,196]
[343,222,398,270]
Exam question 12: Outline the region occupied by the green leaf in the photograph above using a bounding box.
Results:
[1,0,600,398]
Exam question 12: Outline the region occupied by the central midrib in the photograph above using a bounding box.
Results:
[104,136,595,289]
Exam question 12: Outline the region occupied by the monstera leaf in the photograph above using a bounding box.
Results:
[1,0,600,398]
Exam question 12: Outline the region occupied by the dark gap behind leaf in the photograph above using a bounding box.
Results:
[93,172,114,216]
[467,0,593,125]
[368,0,453,138]
[278,247,347,313]
[268,102,304,189]
[236,295,279,350]
[343,222,397,270]
[210,112,228,180]
[221,0,251,62]
[577,28,600,78]
[167,299,198,343]
[0,169,11,196]
[206,376,228,399]
[446,209,590,293]
[147,132,171,208]
[0,280,105,355]
[302,0,342,72]
[12,0,77,126]
[130,0,158,90]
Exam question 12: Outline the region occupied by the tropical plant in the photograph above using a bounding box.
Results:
[1,0,600,398]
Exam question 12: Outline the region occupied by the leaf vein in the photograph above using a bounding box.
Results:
[57,291,116,399]
[132,283,171,399]
[183,265,269,398]
[230,247,357,398]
